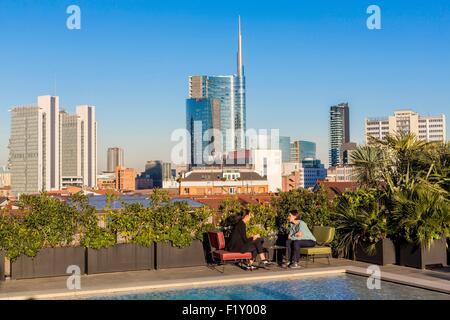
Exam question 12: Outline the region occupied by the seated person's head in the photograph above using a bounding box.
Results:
[288,209,300,222]
[241,208,252,223]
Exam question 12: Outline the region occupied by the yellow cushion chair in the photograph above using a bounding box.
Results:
[299,226,335,266]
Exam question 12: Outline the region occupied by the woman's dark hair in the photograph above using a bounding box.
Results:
[289,209,300,219]
[241,208,251,219]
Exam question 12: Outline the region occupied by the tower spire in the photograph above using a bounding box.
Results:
[237,16,243,77]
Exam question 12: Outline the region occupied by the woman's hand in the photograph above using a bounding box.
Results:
[296,231,304,238]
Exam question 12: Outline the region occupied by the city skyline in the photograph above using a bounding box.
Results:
[1,0,450,170]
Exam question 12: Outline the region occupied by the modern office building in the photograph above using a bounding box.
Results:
[61,105,97,188]
[291,140,317,163]
[329,103,350,167]
[299,159,327,189]
[188,17,246,154]
[9,96,97,195]
[186,98,221,166]
[9,96,61,195]
[279,136,291,163]
[365,110,446,143]
[107,147,124,173]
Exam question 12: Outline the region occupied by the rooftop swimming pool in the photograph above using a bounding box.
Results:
[91,274,450,300]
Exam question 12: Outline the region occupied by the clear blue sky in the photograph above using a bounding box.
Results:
[1,0,449,170]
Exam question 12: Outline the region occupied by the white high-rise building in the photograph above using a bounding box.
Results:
[76,105,97,188]
[9,96,61,194]
[10,96,97,195]
[365,110,446,144]
[60,105,97,188]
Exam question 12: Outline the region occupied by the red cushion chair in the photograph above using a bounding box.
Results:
[208,231,252,272]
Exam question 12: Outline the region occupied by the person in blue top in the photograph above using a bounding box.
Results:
[283,209,316,268]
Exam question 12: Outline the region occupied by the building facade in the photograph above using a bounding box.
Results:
[291,140,317,163]
[115,166,136,192]
[179,168,268,196]
[279,136,291,163]
[365,110,446,143]
[9,96,60,195]
[299,159,327,189]
[329,103,350,167]
[186,98,221,165]
[326,165,357,182]
[107,147,124,173]
[0,166,11,188]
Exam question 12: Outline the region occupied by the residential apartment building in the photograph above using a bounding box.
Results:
[329,103,350,167]
[115,166,136,192]
[365,110,446,143]
[326,165,357,182]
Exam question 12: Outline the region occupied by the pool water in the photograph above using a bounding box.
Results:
[92,274,450,300]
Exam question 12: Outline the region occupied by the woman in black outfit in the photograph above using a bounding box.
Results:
[227,209,269,269]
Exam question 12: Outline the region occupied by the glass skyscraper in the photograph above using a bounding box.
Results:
[329,103,350,167]
[291,140,317,163]
[188,17,246,157]
[279,136,291,162]
[186,98,221,165]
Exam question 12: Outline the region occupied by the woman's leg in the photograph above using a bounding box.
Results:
[293,240,302,263]
[298,240,316,248]
[285,239,293,262]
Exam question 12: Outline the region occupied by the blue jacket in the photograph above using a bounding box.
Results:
[288,220,316,241]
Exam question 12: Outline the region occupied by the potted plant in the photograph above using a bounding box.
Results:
[390,183,450,269]
[154,197,215,269]
[0,194,87,280]
[334,189,396,265]
[85,200,154,274]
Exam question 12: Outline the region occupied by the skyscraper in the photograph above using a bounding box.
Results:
[107,147,124,173]
[188,17,246,156]
[329,103,350,167]
[9,96,61,194]
[10,96,97,195]
[279,136,291,163]
[61,105,97,188]
[186,98,221,165]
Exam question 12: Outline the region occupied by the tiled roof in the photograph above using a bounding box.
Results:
[182,171,266,182]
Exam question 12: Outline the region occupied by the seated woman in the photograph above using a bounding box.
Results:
[227,209,270,270]
[283,209,316,269]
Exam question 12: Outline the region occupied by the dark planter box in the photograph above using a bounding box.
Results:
[0,251,5,281]
[10,247,85,280]
[399,238,447,269]
[87,243,154,274]
[355,238,396,265]
[156,240,206,269]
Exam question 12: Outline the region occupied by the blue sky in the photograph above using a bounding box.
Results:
[0,0,449,170]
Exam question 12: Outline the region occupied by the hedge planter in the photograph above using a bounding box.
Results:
[355,238,396,265]
[10,247,85,280]
[87,243,154,274]
[156,240,206,269]
[399,238,447,269]
[0,251,5,281]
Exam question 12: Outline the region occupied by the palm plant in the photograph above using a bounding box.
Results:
[333,189,387,260]
[350,145,384,188]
